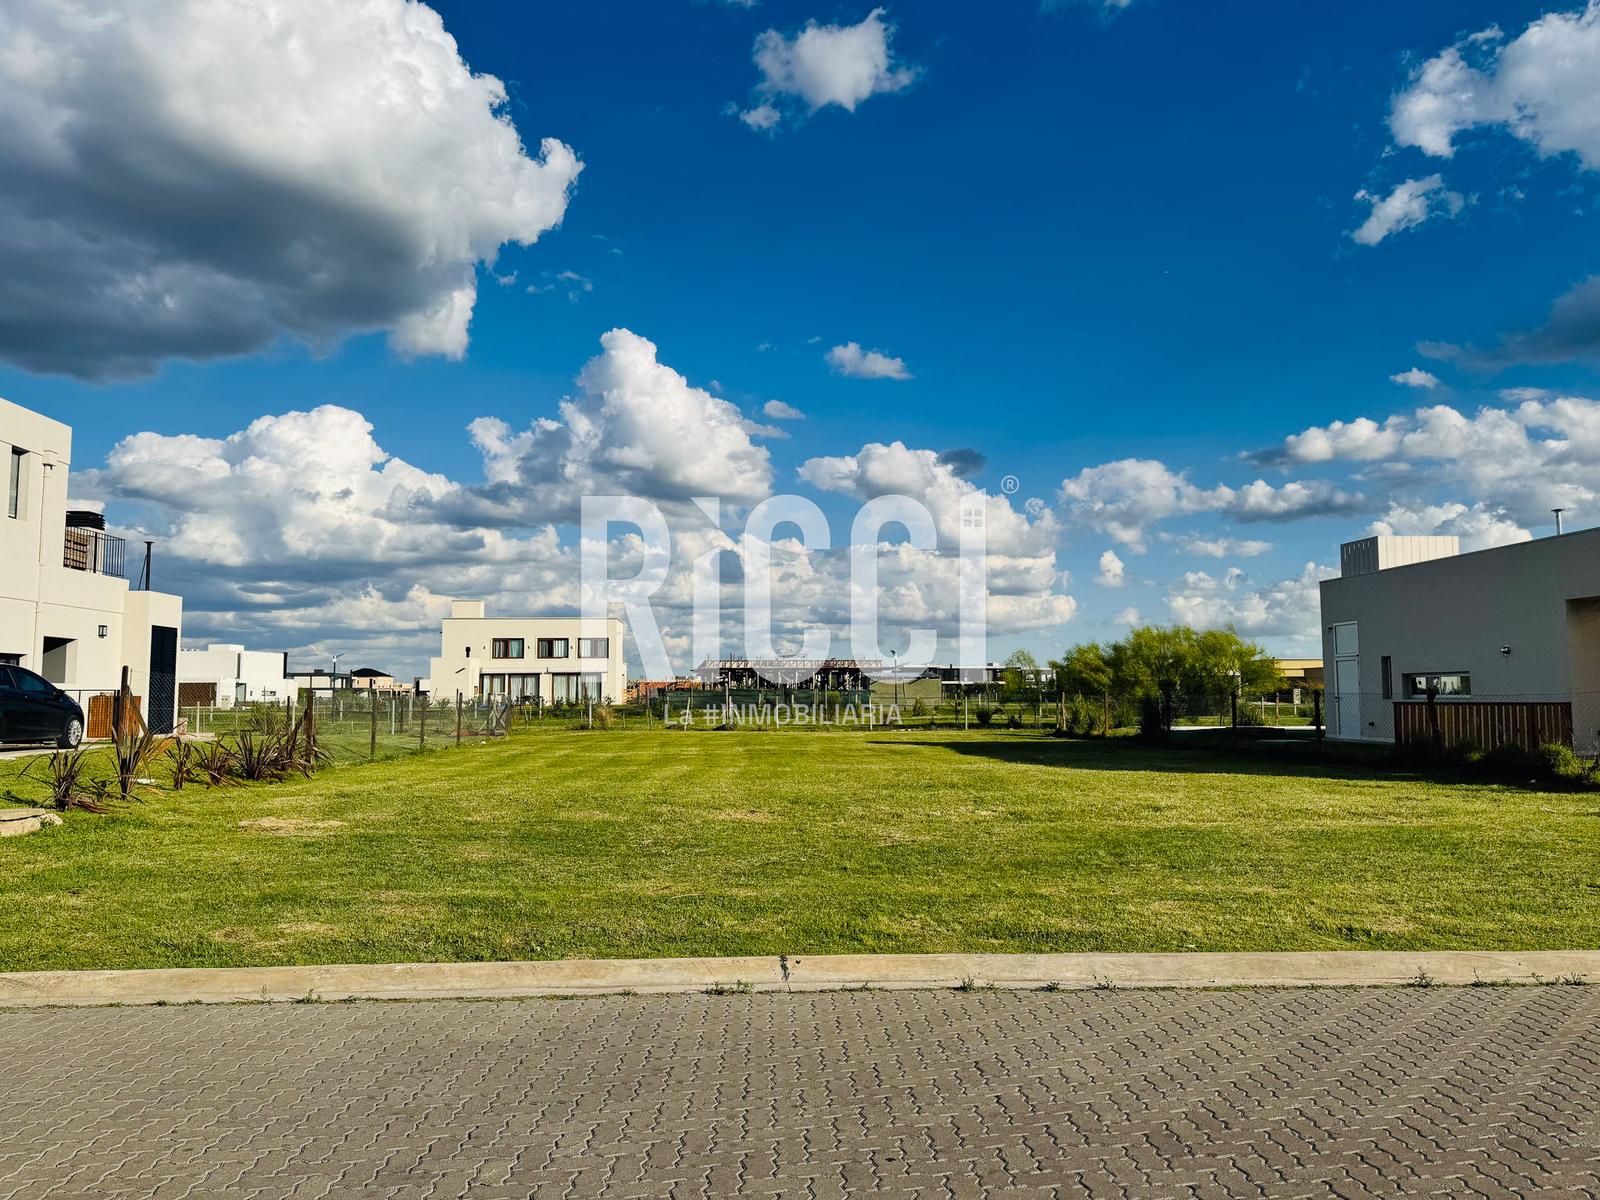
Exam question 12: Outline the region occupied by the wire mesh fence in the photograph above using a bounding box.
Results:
[611,688,1321,733]
[178,692,525,765]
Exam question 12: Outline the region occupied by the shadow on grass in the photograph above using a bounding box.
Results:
[882,733,1431,785]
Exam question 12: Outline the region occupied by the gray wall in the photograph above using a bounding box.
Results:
[1319,528,1600,745]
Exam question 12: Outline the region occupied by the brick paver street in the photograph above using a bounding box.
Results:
[3,986,1598,1198]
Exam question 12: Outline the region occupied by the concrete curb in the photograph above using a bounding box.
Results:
[1,950,1598,1008]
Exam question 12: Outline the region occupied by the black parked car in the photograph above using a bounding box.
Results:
[0,666,85,749]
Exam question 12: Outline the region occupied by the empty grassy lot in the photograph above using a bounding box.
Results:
[2,727,1598,971]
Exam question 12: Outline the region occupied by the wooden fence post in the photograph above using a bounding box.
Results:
[455,693,463,747]
[369,690,378,762]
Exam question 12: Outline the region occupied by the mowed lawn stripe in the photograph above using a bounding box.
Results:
[0,728,1596,971]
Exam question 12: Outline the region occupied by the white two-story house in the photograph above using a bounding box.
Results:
[423,599,626,704]
[1,397,185,733]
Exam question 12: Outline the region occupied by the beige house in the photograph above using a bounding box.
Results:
[1,397,185,732]
[350,667,406,692]
[424,600,626,704]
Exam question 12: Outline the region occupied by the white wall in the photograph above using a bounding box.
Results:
[1320,528,1600,746]
[179,644,290,706]
[425,609,626,703]
[1,396,185,727]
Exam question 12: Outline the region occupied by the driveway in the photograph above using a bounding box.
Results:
[2,985,1596,1198]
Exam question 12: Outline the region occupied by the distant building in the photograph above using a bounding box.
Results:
[1275,658,1324,694]
[178,644,291,708]
[286,668,353,696]
[1320,531,1600,750]
[349,667,405,692]
[422,599,626,704]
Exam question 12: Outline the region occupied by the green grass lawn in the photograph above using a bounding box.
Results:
[2,727,1598,971]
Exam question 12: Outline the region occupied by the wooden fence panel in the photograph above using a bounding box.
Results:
[1393,701,1573,752]
[177,682,216,708]
[86,692,142,740]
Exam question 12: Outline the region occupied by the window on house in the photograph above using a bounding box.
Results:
[6,447,23,520]
[578,637,609,659]
[549,673,578,702]
[578,673,605,701]
[537,638,569,659]
[1380,656,1393,700]
[1403,672,1471,698]
[491,638,524,659]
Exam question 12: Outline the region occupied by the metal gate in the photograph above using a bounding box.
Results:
[148,625,178,734]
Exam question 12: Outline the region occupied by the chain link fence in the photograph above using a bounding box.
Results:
[178,692,518,765]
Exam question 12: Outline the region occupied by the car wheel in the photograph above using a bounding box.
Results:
[58,717,83,750]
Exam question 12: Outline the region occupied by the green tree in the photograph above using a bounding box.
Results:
[1049,643,1114,734]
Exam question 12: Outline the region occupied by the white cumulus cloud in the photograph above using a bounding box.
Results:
[1392,4,1600,170]
[1391,367,1442,389]
[1056,460,1363,550]
[1095,549,1126,588]
[465,329,774,519]
[1167,562,1336,645]
[0,0,580,379]
[826,341,911,380]
[1351,176,1463,246]
[738,8,918,130]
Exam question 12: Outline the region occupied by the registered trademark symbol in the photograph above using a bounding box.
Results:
[1000,474,1020,495]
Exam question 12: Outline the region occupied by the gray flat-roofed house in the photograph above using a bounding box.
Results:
[1319,530,1600,751]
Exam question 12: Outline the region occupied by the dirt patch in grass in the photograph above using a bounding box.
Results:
[238,817,346,836]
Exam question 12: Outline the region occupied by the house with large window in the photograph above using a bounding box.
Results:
[1320,531,1600,751]
[177,644,291,709]
[1,397,185,733]
[422,600,626,704]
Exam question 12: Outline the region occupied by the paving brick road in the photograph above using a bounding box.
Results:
[3,985,1598,1199]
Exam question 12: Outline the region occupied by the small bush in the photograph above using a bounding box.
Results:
[910,698,929,717]
[1006,713,1022,729]
[973,706,994,727]
[196,739,233,787]
[1537,742,1596,787]
[1474,742,1537,780]
[1066,695,1098,736]
[166,740,197,791]
[230,730,289,782]
[21,749,108,812]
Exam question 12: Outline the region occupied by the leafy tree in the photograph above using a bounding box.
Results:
[1001,648,1042,702]
[1049,643,1114,735]
[1049,624,1283,733]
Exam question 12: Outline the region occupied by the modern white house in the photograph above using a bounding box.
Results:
[1,397,185,734]
[423,600,626,704]
[177,644,292,709]
[1320,531,1600,751]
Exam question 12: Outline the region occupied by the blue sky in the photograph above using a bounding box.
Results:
[4,0,1600,675]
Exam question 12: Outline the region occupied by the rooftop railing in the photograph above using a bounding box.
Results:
[63,526,126,578]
